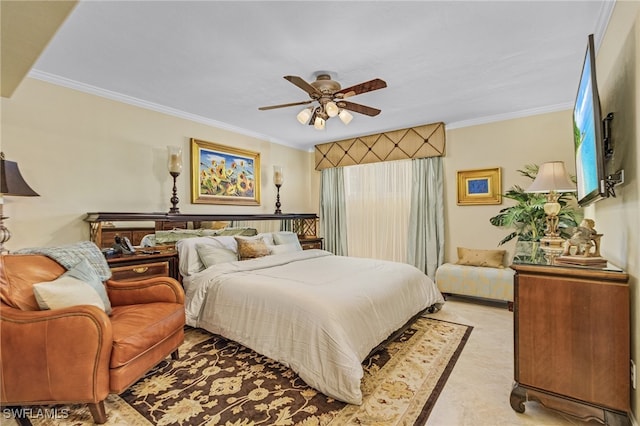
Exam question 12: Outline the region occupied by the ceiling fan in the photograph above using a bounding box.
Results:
[258,73,387,130]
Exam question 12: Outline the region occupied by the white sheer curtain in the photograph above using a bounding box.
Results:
[344,160,412,262]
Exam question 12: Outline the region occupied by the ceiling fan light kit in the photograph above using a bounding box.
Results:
[339,109,353,125]
[314,115,326,130]
[296,107,312,124]
[259,73,387,130]
[325,101,339,117]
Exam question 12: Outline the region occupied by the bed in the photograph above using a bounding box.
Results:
[177,233,445,405]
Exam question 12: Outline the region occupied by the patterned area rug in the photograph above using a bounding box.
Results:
[18,317,471,426]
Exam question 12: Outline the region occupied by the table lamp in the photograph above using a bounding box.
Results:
[526,161,576,261]
[0,153,39,252]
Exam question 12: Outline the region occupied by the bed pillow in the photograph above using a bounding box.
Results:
[235,236,271,260]
[456,247,506,269]
[269,242,303,255]
[257,232,275,246]
[33,276,107,312]
[272,232,303,252]
[196,244,238,268]
[176,236,238,277]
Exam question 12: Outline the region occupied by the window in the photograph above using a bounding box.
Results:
[343,160,412,262]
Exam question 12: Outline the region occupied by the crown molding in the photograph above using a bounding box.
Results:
[26,69,305,151]
[445,102,573,130]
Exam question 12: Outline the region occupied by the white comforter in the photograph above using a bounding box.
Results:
[183,249,444,404]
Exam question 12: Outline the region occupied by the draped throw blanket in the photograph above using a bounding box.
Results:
[15,241,112,281]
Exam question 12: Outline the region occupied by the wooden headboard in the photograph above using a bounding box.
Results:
[85,212,319,248]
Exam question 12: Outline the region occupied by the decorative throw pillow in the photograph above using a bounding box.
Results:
[63,258,112,314]
[235,237,271,260]
[196,244,238,268]
[33,276,107,312]
[269,242,303,255]
[456,247,506,269]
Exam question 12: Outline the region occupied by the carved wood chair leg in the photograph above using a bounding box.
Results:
[171,348,180,360]
[88,401,107,424]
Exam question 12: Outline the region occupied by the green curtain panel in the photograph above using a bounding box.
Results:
[408,157,445,279]
[320,168,348,256]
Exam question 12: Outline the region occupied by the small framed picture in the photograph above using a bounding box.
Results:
[191,138,260,205]
[457,167,502,205]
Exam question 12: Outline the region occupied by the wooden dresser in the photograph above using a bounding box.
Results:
[510,262,630,425]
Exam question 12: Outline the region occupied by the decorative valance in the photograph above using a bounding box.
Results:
[314,122,445,171]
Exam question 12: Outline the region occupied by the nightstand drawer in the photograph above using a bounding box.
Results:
[299,238,323,250]
[110,261,169,281]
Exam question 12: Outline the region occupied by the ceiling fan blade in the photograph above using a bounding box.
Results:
[284,76,322,97]
[335,78,387,99]
[258,100,312,111]
[337,101,381,116]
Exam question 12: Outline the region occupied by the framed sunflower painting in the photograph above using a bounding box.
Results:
[190,138,260,205]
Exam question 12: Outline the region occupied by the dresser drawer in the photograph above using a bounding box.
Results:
[110,261,169,281]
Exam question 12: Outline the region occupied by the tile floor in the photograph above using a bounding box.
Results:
[425,296,607,426]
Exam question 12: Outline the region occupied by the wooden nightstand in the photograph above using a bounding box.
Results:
[107,248,179,282]
[299,237,323,250]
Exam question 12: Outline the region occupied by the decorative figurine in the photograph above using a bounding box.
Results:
[561,218,602,257]
[555,218,606,267]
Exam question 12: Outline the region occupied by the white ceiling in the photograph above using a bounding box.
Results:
[30,0,614,152]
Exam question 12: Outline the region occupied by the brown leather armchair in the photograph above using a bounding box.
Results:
[0,254,185,424]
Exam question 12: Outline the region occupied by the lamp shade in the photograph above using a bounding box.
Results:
[339,109,353,125]
[325,101,339,118]
[526,161,575,193]
[0,154,39,196]
[296,108,312,124]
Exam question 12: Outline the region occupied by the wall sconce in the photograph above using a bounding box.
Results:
[273,166,283,214]
[167,146,183,214]
[0,152,40,252]
[526,161,576,262]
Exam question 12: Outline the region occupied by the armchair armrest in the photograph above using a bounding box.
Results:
[0,304,112,404]
[106,277,184,306]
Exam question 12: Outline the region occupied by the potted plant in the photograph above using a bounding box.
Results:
[489,164,580,262]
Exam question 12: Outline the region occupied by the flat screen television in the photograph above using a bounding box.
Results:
[572,34,608,207]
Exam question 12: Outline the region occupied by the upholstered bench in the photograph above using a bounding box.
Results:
[435,248,514,309]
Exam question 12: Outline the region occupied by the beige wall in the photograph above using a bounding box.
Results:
[0,78,316,250]
[1,1,638,417]
[445,2,640,417]
[443,110,576,263]
[593,0,640,418]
